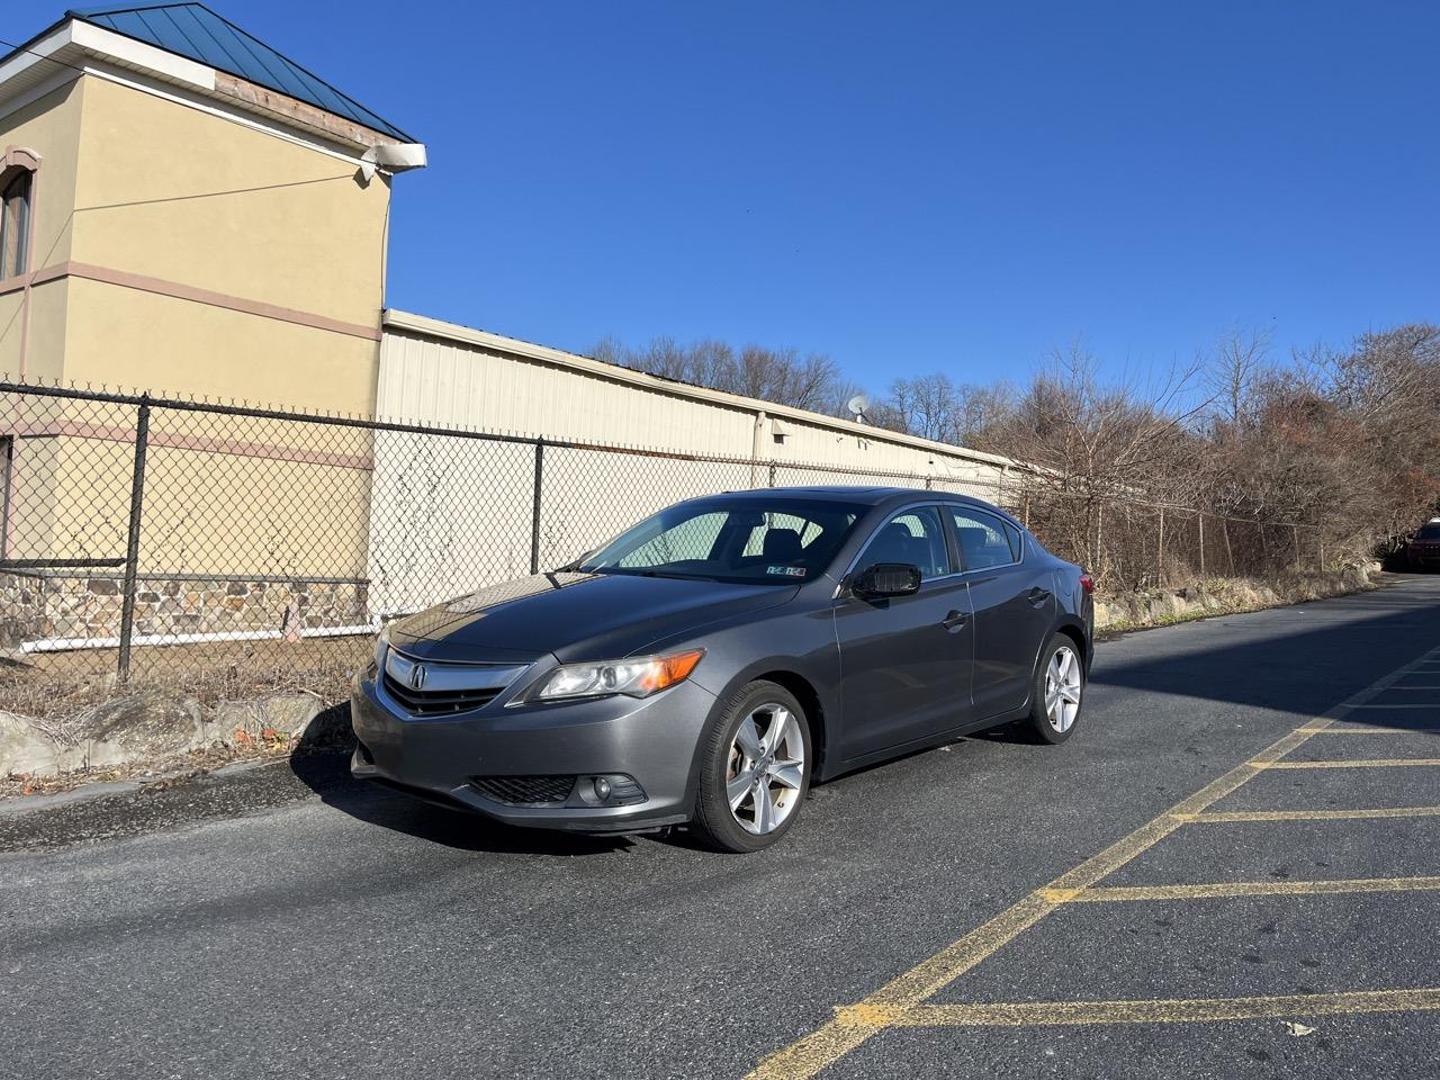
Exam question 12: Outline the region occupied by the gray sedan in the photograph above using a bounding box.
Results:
[351,487,1094,851]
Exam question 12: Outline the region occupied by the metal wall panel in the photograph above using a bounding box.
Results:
[368,318,1020,612]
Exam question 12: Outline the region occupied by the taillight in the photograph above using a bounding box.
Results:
[1079,573,1095,595]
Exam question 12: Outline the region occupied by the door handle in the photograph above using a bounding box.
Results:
[1026,587,1051,607]
[942,609,969,631]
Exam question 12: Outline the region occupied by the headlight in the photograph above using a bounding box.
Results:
[527,649,704,702]
[373,625,390,667]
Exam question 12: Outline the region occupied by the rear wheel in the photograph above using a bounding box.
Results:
[1024,634,1085,744]
[692,681,811,853]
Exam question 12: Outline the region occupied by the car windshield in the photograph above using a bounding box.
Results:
[1417,525,1440,540]
[574,498,866,584]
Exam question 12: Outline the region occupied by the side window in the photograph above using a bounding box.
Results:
[951,508,1022,570]
[618,511,725,567]
[1002,520,1023,561]
[860,506,952,581]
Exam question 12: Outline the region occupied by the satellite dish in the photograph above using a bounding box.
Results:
[846,394,870,422]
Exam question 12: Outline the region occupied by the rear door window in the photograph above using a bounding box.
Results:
[950,508,1022,570]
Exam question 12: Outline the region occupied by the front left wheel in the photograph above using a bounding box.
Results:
[692,681,812,853]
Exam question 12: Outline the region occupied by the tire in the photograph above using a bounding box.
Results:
[1024,633,1086,745]
[692,681,812,853]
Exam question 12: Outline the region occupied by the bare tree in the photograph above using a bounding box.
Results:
[1205,326,1272,426]
[594,336,848,413]
[875,374,1017,447]
[982,344,1207,583]
[599,322,1440,587]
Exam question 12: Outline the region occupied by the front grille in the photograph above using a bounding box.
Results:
[381,672,501,716]
[470,775,577,806]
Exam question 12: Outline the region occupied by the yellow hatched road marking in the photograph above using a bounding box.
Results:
[745,642,1440,1079]
[1180,806,1440,822]
[1296,725,1439,733]
[1061,875,1440,902]
[893,988,1440,1028]
[1262,758,1440,769]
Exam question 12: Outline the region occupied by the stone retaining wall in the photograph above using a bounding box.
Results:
[0,573,49,648]
[0,573,369,649]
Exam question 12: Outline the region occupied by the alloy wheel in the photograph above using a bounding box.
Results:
[725,703,806,835]
[1044,645,1083,733]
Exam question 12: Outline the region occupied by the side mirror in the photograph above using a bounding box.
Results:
[852,562,922,598]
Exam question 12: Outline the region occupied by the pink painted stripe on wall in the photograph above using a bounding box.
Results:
[0,261,382,341]
[7,418,374,471]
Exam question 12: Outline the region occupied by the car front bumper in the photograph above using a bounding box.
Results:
[349,669,717,832]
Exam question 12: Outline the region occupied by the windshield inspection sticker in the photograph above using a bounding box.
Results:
[767,565,808,578]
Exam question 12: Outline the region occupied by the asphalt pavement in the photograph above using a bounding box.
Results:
[3,575,1439,1079]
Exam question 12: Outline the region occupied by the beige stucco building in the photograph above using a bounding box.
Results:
[0,7,422,404]
[0,4,425,592]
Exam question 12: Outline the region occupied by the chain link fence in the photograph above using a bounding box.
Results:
[0,381,1324,718]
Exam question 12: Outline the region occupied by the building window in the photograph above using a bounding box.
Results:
[1,168,32,279]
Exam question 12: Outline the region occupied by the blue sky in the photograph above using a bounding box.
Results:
[5,1,1439,394]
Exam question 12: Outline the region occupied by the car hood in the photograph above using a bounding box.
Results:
[387,571,799,661]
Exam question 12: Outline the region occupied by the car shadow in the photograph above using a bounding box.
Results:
[1091,581,1440,731]
[288,710,642,856]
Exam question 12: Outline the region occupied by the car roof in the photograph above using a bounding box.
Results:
[710,485,909,503]
[696,485,1018,517]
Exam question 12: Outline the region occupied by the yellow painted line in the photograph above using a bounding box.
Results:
[747,732,1322,1078]
[1181,806,1440,823]
[744,644,1440,1079]
[1062,876,1440,903]
[894,988,1440,1028]
[1266,758,1440,769]
[1296,726,1438,733]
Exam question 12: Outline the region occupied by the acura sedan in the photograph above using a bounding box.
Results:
[351,487,1094,852]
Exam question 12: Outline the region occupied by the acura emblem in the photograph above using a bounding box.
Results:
[408,664,427,691]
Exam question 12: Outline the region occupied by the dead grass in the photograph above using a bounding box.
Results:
[1094,565,1381,633]
[0,635,368,721]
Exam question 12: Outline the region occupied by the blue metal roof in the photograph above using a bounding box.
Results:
[66,2,414,141]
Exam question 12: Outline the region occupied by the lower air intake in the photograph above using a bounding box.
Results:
[470,775,577,807]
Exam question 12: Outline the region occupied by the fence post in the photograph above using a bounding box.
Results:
[529,439,545,574]
[767,461,777,488]
[116,393,151,684]
[1156,507,1165,582]
[1292,524,1301,569]
[1197,513,1205,578]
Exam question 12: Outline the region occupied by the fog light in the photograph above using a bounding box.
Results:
[578,774,647,807]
